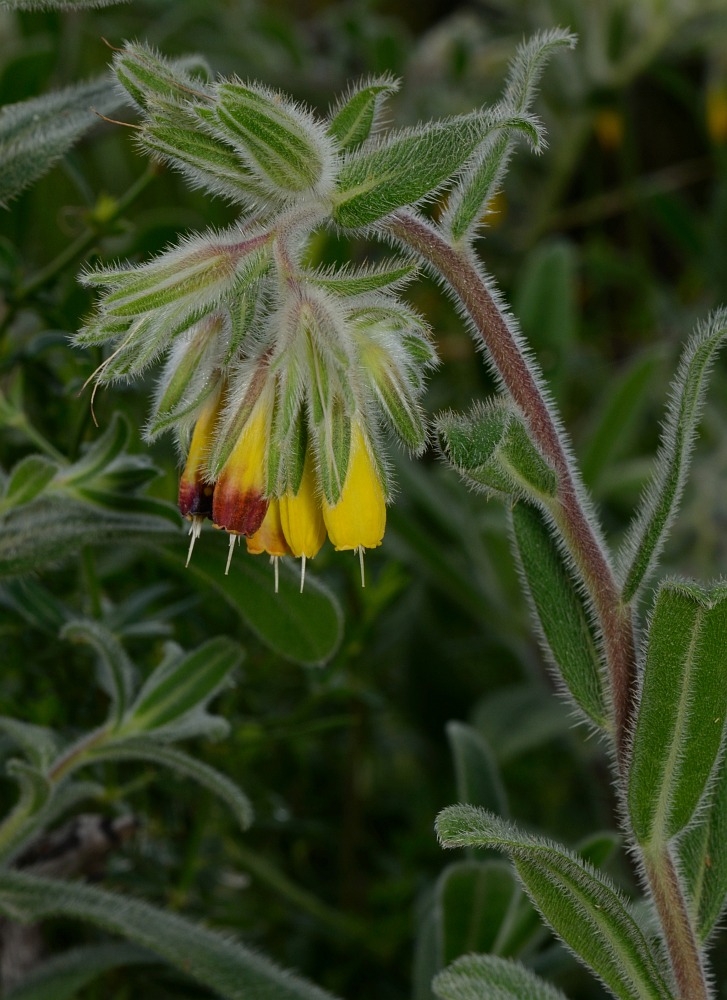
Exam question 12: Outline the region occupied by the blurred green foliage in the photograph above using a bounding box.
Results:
[2,0,727,998]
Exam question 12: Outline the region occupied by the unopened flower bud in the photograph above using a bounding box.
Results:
[322,423,386,551]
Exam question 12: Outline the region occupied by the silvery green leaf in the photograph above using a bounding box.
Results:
[0,75,123,207]
[207,82,334,196]
[0,495,176,578]
[1,0,127,8]
[679,748,727,943]
[58,412,129,485]
[333,108,541,229]
[3,760,52,843]
[0,718,61,771]
[618,307,727,602]
[0,870,340,1000]
[0,577,70,634]
[327,76,399,152]
[0,455,58,512]
[4,943,153,1000]
[444,29,576,242]
[113,42,211,111]
[436,806,674,1000]
[510,503,608,729]
[120,637,242,737]
[628,581,727,847]
[60,620,135,725]
[433,953,570,1000]
[90,740,253,830]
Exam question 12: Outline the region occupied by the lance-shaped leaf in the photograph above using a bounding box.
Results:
[90,741,253,830]
[510,503,608,729]
[433,953,570,1000]
[0,870,340,1000]
[618,308,727,602]
[0,455,58,512]
[0,75,124,207]
[333,107,540,229]
[120,637,242,737]
[60,620,135,725]
[327,76,399,152]
[628,581,727,847]
[0,718,61,772]
[444,29,575,243]
[446,721,508,815]
[436,806,675,1000]
[113,42,211,111]
[678,747,727,943]
[4,943,154,1000]
[6,0,128,9]
[206,82,333,195]
[438,399,557,501]
[82,226,272,319]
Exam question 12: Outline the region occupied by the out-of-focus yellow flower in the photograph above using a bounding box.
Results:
[593,109,624,152]
[707,86,727,144]
[322,423,386,553]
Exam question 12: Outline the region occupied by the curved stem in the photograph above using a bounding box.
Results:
[387,209,636,760]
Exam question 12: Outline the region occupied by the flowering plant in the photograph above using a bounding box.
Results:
[2,8,727,1000]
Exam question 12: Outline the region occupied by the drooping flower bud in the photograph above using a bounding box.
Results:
[279,450,326,560]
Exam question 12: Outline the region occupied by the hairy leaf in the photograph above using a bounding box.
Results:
[437,806,674,1000]
[327,76,399,151]
[4,944,153,1000]
[0,871,340,1000]
[446,721,508,815]
[628,581,727,847]
[433,953,570,1000]
[60,620,135,724]
[619,308,727,602]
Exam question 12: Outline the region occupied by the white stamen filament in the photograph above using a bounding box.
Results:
[358,546,365,588]
[185,516,203,568]
[271,555,279,594]
[300,554,307,594]
[225,533,238,575]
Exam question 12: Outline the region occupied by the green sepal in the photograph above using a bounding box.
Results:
[433,953,570,1000]
[327,76,399,152]
[113,43,211,111]
[437,806,675,1000]
[313,396,351,506]
[210,83,327,194]
[333,108,541,229]
[679,748,727,942]
[510,503,609,729]
[118,637,242,738]
[437,399,557,501]
[360,339,428,453]
[303,259,416,297]
[628,580,727,847]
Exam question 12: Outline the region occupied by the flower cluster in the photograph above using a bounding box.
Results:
[77,43,437,588]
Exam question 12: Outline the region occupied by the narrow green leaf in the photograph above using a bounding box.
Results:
[446,721,508,815]
[3,0,127,8]
[123,637,242,735]
[334,109,541,229]
[60,413,129,486]
[433,953,570,1000]
[60,620,135,725]
[628,581,727,847]
[437,806,674,1000]
[619,308,727,602]
[4,944,153,1000]
[304,259,416,297]
[438,860,522,964]
[0,870,340,1000]
[0,75,124,206]
[444,29,575,243]
[0,455,58,511]
[90,740,253,830]
[327,77,399,151]
[510,503,608,729]
[679,748,727,942]
[173,539,343,667]
[0,718,61,771]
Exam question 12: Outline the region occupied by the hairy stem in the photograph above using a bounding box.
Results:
[644,847,710,1000]
[387,209,636,758]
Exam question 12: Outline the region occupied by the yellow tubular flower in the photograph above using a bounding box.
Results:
[279,451,326,559]
[178,385,222,521]
[246,499,290,557]
[212,397,270,537]
[322,424,386,552]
